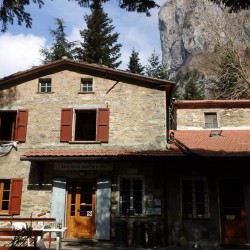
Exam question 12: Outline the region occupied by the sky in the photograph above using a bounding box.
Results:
[0,0,166,78]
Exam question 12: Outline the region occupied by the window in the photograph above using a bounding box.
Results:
[181,177,209,219]
[39,78,52,93]
[119,176,144,216]
[204,112,218,128]
[0,110,28,142]
[0,179,23,215]
[60,108,109,142]
[80,79,93,92]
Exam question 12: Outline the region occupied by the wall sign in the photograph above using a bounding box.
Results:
[54,162,113,171]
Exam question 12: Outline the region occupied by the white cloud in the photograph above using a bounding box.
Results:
[0,33,46,78]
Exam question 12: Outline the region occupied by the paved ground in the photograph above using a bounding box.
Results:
[44,240,228,250]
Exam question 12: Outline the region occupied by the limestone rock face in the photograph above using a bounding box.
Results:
[159,0,250,76]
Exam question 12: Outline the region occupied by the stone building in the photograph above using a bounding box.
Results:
[0,59,250,248]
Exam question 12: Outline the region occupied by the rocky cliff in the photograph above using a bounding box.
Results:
[159,0,250,77]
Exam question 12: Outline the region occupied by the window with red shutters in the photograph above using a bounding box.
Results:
[0,178,23,215]
[0,110,28,142]
[60,108,109,143]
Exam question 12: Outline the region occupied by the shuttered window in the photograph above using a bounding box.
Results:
[60,108,109,143]
[0,178,23,215]
[0,110,28,142]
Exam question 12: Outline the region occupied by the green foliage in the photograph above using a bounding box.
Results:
[40,18,77,64]
[172,68,205,100]
[127,48,144,74]
[145,50,166,79]
[76,0,122,68]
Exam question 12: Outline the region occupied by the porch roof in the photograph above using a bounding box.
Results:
[20,130,250,161]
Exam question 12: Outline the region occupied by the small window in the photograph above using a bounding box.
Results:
[204,112,218,128]
[39,78,52,93]
[119,176,144,216]
[181,177,209,219]
[0,110,28,142]
[80,79,93,92]
[0,179,23,215]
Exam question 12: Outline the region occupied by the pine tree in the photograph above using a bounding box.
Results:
[183,77,205,100]
[40,18,77,64]
[145,50,166,79]
[173,68,205,100]
[127,48,144,74]
[76,0,122,69]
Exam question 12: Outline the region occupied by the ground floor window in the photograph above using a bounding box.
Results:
[119,176,144,216]
[181,177,209,218]
[0,179,23,215]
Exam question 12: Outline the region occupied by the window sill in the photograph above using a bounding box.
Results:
[78,91,95,94]
[69,141,101,144]
[36,92,54,94]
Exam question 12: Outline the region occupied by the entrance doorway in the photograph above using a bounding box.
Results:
[219,179,247,245]
[66,180,96,238]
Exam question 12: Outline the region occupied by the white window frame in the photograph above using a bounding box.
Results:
[80,79,93,92]
[118,175,145,216]
[39,79,52,93]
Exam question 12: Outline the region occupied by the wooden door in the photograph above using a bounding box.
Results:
[219,180,247,245]
[66,180,96,239]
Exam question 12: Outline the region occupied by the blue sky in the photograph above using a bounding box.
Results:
[0,0,166,78]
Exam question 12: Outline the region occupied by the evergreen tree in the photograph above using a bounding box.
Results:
[173,68,205,100]
[40,18,77,64]
[76,0,122,69]
[145,50,166,79]
[127,48,144,74]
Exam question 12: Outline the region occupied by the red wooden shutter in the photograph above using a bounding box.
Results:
[9,178,23,215]
[97,108,109,142]
[15,109,28,142]
[60,108,73,142]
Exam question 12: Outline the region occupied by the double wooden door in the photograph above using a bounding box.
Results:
[66,180,96,239]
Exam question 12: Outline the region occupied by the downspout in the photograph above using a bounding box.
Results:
[166,83,176,148]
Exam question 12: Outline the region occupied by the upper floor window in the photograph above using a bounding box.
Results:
[80,79,93,92]
[39,78,52,93]
[0,110,28,142]
[0,179,23,215]
[60,108,109,143]
[204,112,218,128]
[181,177,209,219]
[119,176,144,216]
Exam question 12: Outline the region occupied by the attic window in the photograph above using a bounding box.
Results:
[204,112,218,128]
[39,78,52,93]
[80,79,93,93]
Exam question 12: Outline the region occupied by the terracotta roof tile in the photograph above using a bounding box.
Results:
[170,130,250,156]
[20,130,250,160]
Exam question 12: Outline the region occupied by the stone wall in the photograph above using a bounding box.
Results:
[176,107,250,129]
[0,69,167,217]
